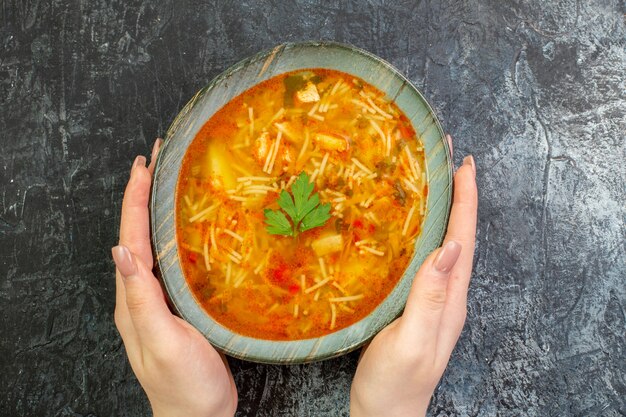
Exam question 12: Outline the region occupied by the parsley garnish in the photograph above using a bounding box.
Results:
[264,172,331,237]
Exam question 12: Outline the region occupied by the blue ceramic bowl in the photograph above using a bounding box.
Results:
[151,41,453,364]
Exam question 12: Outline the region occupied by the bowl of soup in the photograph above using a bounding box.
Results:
[151,41,453,364]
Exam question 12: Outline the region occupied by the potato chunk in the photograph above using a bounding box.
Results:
[313,132,349,152]
[205,141,236,189]
[296,82,320,103]
[311,234,344,257]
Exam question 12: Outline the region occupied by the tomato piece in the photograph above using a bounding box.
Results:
[268,260,291,287]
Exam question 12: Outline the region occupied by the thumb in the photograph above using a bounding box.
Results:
[399,241,462,349]
[112,245,180,347]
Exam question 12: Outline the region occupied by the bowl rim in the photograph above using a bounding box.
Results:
[150,40,453,364]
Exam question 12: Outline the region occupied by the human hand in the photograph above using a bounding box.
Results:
[350,138,478,417]
[112,139,238,417]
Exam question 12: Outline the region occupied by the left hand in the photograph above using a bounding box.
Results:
[112,139,238,417]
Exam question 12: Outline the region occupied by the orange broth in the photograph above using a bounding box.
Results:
[176,69,428,340]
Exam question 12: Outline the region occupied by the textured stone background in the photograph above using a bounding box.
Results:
[1,0,624,416]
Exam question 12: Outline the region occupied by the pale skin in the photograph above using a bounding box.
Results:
[112,139,237,417]
[350,138,478,416]
[112,135,477,417]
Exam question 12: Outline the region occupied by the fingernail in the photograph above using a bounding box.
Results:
[446,134,453,156]
[151,138,163,161]
[434,241,462,273]
[112,245,137,278]
[133,155,146,171]
[463,155,475,176]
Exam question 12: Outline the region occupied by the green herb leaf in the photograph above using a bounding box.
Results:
[300,203,331,232]
[291,171,316,222]
[277,190,297,221]
[264,209,293,236]
[264,172,331,237]
[298,192,320,222]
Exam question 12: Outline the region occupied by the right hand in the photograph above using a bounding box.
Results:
[350,147,478,416]
[112,139,238,417]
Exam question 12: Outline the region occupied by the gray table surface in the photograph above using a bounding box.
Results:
[1,1,624,416]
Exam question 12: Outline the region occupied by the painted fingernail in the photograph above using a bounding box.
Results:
[112,245,137,278]
[133,155,146,171]
[434,241,462,273]
[463,155,476,176]
[151,138,163,161]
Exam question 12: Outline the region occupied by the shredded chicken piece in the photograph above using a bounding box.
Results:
[254,131,270,163]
